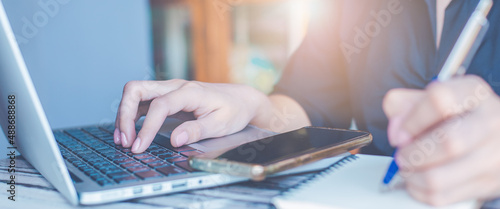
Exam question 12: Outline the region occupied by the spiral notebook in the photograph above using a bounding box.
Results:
[272,154,477,209]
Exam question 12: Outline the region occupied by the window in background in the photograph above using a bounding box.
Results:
[230,0,312,93]
[151,0,233,83]
[150,0,320,93]
[151,0,192,80]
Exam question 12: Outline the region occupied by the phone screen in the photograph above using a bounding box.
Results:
[216,127,369,165]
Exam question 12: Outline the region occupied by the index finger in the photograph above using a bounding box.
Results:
[383,88,425,119]
[131,86,204,153]
[397,75,494,146]
[116,79,185,147]
[383,89,425,146]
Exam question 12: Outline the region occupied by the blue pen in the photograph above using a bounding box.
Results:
[382,151,398,187]
[380,0,492,191]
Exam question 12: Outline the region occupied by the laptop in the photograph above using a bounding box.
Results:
[0,2,347,205]
[0,3,279,205]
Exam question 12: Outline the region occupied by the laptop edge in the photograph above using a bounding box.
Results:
[0,2,79,205]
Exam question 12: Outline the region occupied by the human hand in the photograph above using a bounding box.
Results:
[383,75,500,206]
[114,79,270,153]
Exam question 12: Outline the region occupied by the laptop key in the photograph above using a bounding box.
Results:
[105,154,127,160]
[84,169,99,176]
[157,153,178,160]
[70,147,85,152]
[146,145,162,151]
[76,166,88,172]
[148,161,169,168]
[72,161,84,167]
[121,162,142,168]
[99,164,119,171]
[127,165,150,173]
[94,134,111,138]
[96,178,114,186]
[90,173,103,180]
[149,149,170,155]
[100,135,114,140]
[83,155,100,160]
[101,151,121,157]
[166,156,187,163]
[114,158,134,164]
[135,170,162,179]
[134,153,154,160]
[98,151,115,157]
[94,162,113,168]
[100,167,122,175]
[75,151,93,157]
[87,158,105,164]
[175,161,195,172]
[141,158,160,164]
[99,164,118,169]
[107,171,130,179]
[101,138,114,143]
[94,146,109,151]
[66,157,79,163]
[120,148,131,153]
[72,159,84,164]
[78,165,92,171]
[157,166,186,176]
[101,140,115,145]
[74,161,87,168]
[114,175,139,184]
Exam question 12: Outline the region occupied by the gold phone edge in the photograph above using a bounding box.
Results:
[189,128,373,181]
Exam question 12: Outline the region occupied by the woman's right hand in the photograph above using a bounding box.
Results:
[113,79,272,153]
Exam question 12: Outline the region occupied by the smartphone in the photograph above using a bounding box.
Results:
[188,126,372,181]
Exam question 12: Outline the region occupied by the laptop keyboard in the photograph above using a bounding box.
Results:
[54,125,203,186]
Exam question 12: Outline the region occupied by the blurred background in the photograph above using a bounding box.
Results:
[151,0,315,93]
[0,0,322,156]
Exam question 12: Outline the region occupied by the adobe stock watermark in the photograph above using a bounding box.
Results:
[340,0,407,63]
[212,0,243,20]
[396,83,493,178]
[15,0,72,45]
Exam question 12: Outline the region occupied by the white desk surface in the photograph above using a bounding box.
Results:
[1,156,499,209]
[0,155,311,209]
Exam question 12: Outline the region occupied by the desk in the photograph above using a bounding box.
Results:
[0,155,313,209]
[1,156,500,209]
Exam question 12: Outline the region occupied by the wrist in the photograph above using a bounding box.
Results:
[250,93,311,132]
[248,91,274,129]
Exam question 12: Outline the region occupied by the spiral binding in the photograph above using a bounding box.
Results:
[280,154,359,198]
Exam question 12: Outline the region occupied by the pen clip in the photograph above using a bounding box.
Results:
[436,0,492,82]
[458,19,489,76]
